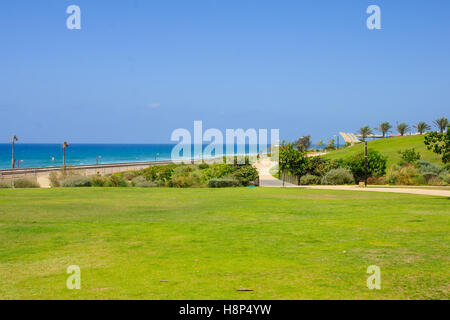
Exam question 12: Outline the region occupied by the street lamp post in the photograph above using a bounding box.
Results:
[11,135,18,169]
[364,141,368,187]
[62,142,69,169]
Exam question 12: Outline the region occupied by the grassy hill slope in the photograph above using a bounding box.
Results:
[323,135,443,168]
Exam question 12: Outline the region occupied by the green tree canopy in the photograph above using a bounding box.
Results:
[424,125,450,164]
[358,126,373,141]
[376,122,392,137]
[279,143,308,176]
[295,135,312,153]
[433,118,448,134]
[414,121,431,135]
[396,123,410,136]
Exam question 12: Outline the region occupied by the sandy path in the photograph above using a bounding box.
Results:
[254,159,450,197]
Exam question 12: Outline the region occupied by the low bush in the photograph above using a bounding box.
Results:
[322,168,354,185]
[142,164,175,183]
[232,165,259,186]
[366,176,387,185]
[428,177,445,186]
[61,176,91,187]
[49,171,61,187]
[168,173,201,188]
[0,181,11,188]
[13,179,40,188]
[106,175,128,187]
[300,174,321,185]
[208,178,240,188]
[122,171,138,181]
[438,172,450,185]
[386,164,425,185]
[135,180,158,187]
[202,164,235,182]
[305,157,343,177]
[90,175,107,187]
[417,161,443,175]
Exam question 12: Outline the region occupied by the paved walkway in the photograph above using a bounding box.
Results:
[254,158,298,187]
[254,159,450,197]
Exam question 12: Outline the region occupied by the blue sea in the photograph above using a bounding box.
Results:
[0,144,267,169]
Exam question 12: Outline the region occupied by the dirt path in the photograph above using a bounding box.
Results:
[254,159,450,197]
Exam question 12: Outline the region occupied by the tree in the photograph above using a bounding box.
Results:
[414,121,430,135]
[279,143,309,177]
[325,139,336,151]
[346,150,387,183]
[396,123,410,136]
[294,135,312,153]
[376,122,392,138]
[433,117,448,134]
[424,125,450,164]
[398,148,421,165]
[358,126,373,141]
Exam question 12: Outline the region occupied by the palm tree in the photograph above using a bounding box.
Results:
[414,121,431,135]
[376,122,392,138]
[433,117,448,133]
[396,123,410,136]
[358,126,373,141]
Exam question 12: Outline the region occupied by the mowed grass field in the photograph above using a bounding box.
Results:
[323,135,443,169]
[0,187,448,300]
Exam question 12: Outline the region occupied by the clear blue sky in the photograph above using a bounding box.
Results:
[0,0,449,143]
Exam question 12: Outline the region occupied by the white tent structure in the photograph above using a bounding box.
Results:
[339,132,361,145]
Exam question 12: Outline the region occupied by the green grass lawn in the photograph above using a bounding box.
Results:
[323,135,443,169]
[0,187,448,300]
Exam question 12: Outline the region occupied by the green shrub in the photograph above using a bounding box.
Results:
[398,148,421,165]
[201,164,235,182]
[346,150,387,183]
[386,164,425,185]
[122,171,138,181]
[438,172,450,185]
[198,163,210,170]
[208,178,240,188]
[417,161,443,175]
[367,176,386,185]
[169,173,201,188]
[106,175,128,187]
[428,176,445,186]
[322,168,354,185]
[305,157,343,177]
[90,175,107,187]
[61,176,92,187]
[422,172,438,182]
[142,164,175,182]
[49,171,61,187]
[131,177,157,187]
[300,174,321,185]
[60,167,82,179]
[13,179,40,188]
[0,181,11,188]
[135,180,158,187]
[232,165,259,186]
